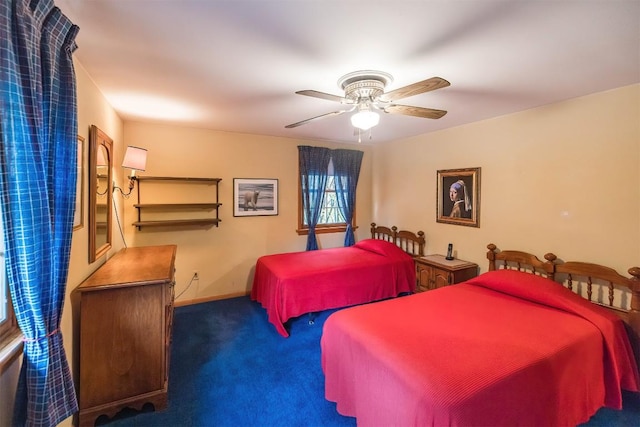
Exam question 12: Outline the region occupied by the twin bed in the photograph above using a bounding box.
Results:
[250,223,425,337]
[251,227,640,425]
[321,244,640,426]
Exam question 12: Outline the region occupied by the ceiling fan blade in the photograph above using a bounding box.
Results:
[296,90,352,104]
[285,110,347,128]
[380,77,450,102]
[384,104,447,119]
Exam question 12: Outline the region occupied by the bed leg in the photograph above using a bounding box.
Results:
[308,312,317,325]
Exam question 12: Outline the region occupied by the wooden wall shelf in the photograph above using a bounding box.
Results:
[132,218,220,228]
[138,176,221,183]
[133,176,221,230]
[133,203,220,210]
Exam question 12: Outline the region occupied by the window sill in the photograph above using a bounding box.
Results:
[0,333,23,374]
[296,225,357,236]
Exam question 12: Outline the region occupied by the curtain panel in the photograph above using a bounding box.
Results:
[298,146,331,250]
[331,149,364,246]
[1,0,79,425]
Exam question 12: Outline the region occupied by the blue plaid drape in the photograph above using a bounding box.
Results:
[0,0,79,425]
[332,149,363,247]
[298,146,331,251]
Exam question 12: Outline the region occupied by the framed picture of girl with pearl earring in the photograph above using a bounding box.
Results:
[436,167,480,227]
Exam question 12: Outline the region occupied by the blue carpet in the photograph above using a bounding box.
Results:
[99,296,355,426]
[99,296,639,426]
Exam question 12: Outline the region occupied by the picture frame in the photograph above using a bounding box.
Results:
[233,178,278,217]
[436,167,480,227]
[73,134,85,231]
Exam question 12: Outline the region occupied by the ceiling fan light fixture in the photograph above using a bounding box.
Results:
[351,110,379,131]
[285,70,449,133]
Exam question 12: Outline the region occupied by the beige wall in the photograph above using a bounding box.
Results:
[373,84,640,275]
[121,122,373,301]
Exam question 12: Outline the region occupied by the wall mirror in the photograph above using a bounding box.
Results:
[88,125,113,263]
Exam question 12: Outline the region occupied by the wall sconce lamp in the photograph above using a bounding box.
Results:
[114,146,147,196]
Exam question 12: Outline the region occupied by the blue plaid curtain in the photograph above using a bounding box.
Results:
[0,0,79,425]
[298,146,331,251]
[332,149,363,247]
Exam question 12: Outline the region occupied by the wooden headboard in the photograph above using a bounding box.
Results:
[370,223,425,257]
[487,243,640,372]
[486,243,557,276]
[553,261,640,372]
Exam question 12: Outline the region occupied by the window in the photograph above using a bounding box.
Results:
[297,165,355,235]
[0,206,19,348]
[0,274,18,345]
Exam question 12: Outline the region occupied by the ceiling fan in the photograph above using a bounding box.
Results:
[285,70,450,134]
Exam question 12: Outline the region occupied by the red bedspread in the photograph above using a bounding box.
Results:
[321,269,640,426]
[251,239,415,337]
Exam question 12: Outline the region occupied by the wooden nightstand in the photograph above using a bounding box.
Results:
[415,254,478,292]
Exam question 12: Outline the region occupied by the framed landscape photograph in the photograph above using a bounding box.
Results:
[436,167,480,227]
[233,178,278,217]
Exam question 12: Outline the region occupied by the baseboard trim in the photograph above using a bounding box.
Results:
[175,291,251,307]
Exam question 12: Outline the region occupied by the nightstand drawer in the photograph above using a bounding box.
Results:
[415,254,478,292]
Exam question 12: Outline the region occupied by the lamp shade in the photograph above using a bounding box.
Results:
[351,110,380,131]
[122,146,147,171]
[96,148,107,167]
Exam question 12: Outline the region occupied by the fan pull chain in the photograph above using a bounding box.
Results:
[355,128,373,143]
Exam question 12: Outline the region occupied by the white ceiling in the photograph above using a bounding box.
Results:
[56,0,640,145]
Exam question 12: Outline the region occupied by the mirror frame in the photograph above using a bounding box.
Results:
[88,125,113,263]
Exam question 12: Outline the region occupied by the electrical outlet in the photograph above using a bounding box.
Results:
[193,271,199,280]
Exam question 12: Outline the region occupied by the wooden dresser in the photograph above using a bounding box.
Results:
[76,245,177,426]
[415,254,478,292]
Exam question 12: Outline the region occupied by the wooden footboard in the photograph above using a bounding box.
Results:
[371,223,425,256]
[487,243,640,373]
